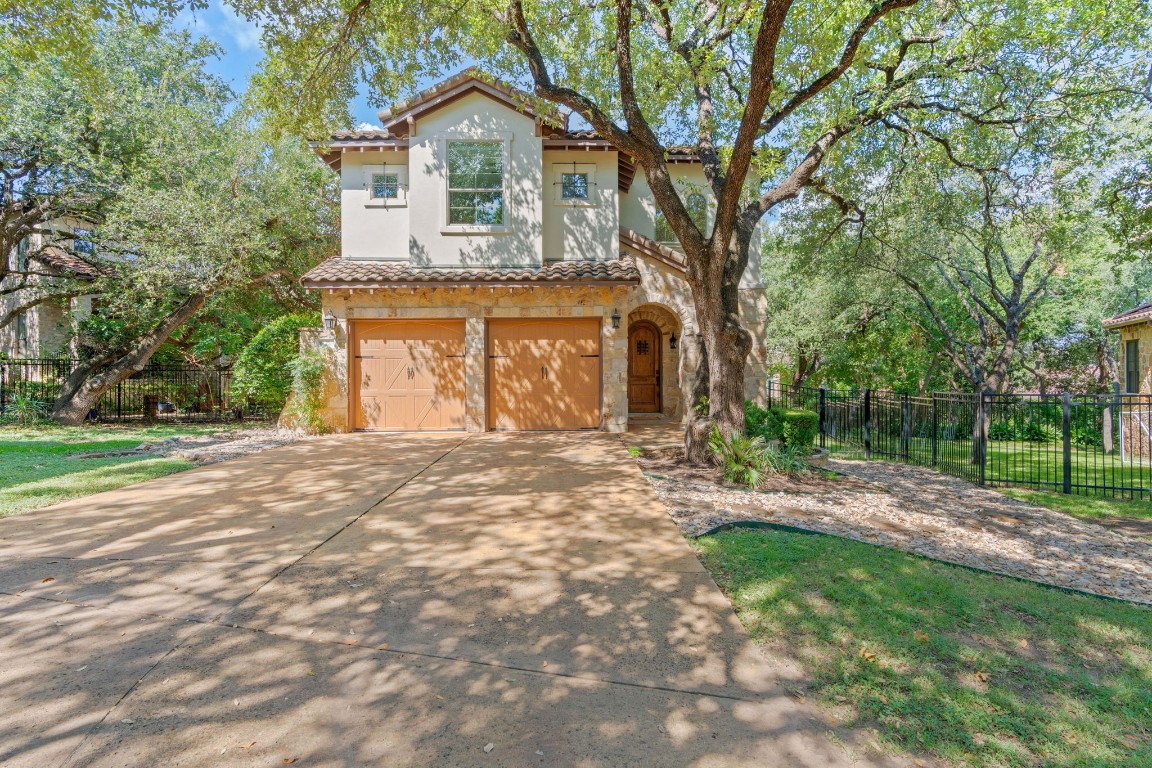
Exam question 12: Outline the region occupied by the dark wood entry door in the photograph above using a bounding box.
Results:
[628,322,661,413]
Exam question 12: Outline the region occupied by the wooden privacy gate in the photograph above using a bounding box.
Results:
[351,320,466,431]
[487,318,601,430]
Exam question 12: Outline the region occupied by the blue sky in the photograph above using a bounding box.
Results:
[175,1,382,128]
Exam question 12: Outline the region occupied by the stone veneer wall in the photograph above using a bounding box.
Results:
[304,251,769,433]
[1118,324,1152,459]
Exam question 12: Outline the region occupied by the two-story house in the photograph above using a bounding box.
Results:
[1,220,101,358]
[302,70,768,432]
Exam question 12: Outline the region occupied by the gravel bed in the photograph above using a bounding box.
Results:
[73,428,304,465]
[647,457,1152,605]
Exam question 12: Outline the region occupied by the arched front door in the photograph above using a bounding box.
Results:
[628,321,661,413]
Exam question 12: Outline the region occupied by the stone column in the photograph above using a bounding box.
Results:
[464,316,487,432]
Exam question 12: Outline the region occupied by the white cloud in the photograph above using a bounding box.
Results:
[213,1,262,53]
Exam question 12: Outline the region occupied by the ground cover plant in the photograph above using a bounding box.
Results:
[695,527,1152,767]
[0,425,225,517]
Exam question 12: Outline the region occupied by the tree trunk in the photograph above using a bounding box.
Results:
[684,244,754,464]
[50,294,205,424]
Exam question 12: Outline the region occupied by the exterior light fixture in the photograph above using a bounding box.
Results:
[669,332,678,350]
[323,310,338,332]
[610,309,621,329]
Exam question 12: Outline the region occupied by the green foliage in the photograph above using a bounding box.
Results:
[745,401,819,451]
[988,419,1055,443]
[709,425,810,488]
[281,349,327,434]
[231,313,319,410]
[693,395,710,416]
[709,427,772,489]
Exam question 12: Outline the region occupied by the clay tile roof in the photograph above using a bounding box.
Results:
[34,247,105,279]
[618,228,686,274]
[301,255,640,288]
[1103,302,1152,329]
[328,128,395,141]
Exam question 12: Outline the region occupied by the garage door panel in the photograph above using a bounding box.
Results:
[487,319,600,431]
[353,321,465,431]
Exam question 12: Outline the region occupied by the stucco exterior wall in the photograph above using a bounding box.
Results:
[541,150,618,262]
[407,92,542,268]
[339,151,411,261]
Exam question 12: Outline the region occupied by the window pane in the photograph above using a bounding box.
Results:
[372,173,399,199]
[655,212,677,243]
[1127,340,1140,392]
[449,191,504,225]
[73,228,94,255]
[561,173,589,199]
[448,141,503,190]
[686,193,707,232]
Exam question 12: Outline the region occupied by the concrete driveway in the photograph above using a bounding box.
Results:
[0,433,905,767]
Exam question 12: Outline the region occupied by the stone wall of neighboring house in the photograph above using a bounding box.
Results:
[1117,323,1152,459]
[302,251,767,433]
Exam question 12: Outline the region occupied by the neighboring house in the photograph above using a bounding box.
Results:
[0,220,101,358]
[1103,303,1152,394]
[302,70,768,433]
[1103,302,1152,458]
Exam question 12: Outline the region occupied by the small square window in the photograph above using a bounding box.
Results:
[561,173,589,200]
[371,173,400,200]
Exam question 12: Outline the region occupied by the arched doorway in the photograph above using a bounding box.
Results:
[628,320,662,413]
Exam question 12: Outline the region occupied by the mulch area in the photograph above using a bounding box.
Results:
[638,448,1152,606]
[636,447,874,493]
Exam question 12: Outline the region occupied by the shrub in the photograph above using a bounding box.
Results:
[280,349,327,434]
[744,401,818,451]
[709,427,811,488]
[709,427,772,488]
[231,313,319,411]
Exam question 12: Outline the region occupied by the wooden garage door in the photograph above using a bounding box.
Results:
[352,320,465,431]
[488,318,600,430]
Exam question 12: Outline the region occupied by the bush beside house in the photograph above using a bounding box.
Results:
[230,313,318,414]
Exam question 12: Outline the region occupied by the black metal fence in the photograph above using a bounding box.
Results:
[0,358,243,423]
[770,384,1152,501]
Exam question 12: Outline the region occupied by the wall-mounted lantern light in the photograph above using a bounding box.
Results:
[669,332,678,350]
[323,310,338,333]
[610,309,621,329]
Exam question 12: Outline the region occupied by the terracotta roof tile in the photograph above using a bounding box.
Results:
[302,255,640,288]
[1104,302,1152,329]
[34,247,105,279]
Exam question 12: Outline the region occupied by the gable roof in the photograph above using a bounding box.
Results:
[1103,302,1152,329]
[376,68,567,137]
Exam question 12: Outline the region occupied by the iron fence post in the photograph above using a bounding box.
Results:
[863,388,872,461]
[818,386,827,449]
[1062,392,1073,494]
[931,393,939,467]
[900,392,911,461]
[975,391,987,486]
[0,361,6,417]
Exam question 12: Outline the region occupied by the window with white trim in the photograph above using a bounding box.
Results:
[371,172,400,200]
[552,163,597,206]
[447,141,505,225]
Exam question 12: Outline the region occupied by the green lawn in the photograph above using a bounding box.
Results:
[1000,488,1152,523]
[695,528,1152,768]
[0,424,229,517]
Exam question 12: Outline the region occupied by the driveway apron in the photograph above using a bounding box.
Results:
[0,432,908,767]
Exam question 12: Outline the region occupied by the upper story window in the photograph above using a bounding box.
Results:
[371,173,400,200]
[655,192,708,247]
[73,228,95,256]
[1125,339,1141,393]
[14,237,28,271]
[552,163,597,207]
[447,141,505,226]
